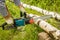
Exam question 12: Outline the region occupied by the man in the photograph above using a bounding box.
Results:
[0,0,26,25]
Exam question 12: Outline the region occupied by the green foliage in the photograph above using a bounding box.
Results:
[12,24,40,40]
[47,18,60,29]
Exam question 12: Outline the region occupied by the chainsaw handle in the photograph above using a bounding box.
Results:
[24,12,27,18]
[20,11,27,18]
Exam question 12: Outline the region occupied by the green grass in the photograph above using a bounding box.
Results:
[47,18,60,29]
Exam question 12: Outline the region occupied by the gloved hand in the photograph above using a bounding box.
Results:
[20,11,27,18]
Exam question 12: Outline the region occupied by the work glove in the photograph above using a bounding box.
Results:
[20,11,27,18]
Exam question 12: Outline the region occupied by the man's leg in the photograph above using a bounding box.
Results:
[14,0,27,18]
[0,0,13,24]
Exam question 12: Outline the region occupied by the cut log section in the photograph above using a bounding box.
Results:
[28,14,60,40]
[38,32,52,40]
[21,2,60,20]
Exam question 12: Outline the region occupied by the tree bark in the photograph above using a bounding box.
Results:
[21,2,60,20]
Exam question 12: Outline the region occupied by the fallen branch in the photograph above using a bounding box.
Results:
[21,2,60,20]
[28,13,60,40]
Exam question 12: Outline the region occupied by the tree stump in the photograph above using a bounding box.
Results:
[38,32,52,40]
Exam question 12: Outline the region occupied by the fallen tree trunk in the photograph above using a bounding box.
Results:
[21,2,60,20]
[28,14,60,40]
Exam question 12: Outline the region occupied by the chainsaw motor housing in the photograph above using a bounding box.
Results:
[14,18,25,27]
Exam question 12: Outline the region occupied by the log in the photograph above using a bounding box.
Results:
[38,32,52,40]
[21,2,60,20]
[28,14,60,40]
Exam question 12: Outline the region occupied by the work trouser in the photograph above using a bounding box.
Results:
[0,0,20,17]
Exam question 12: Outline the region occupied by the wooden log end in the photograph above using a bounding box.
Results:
[38,32,52,40]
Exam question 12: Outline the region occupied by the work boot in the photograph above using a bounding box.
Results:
[1,22,7,30]
[4,13,13,24]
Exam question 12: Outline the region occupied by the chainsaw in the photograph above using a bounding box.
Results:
[0,12,34,30]
[0,11,52,30]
